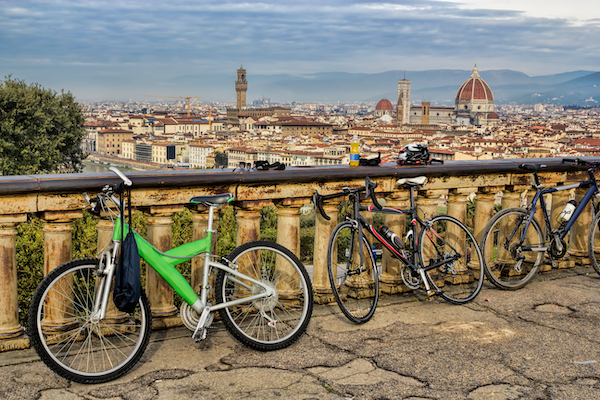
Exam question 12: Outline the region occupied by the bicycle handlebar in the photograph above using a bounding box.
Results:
[365,177,382,210]
[109,166,132,186]
[312,177,382,220]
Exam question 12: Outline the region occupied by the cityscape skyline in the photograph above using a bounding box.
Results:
[2,1,600,102]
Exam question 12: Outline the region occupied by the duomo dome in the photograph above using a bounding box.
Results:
[454,63,495,126]
[374,99,394,117]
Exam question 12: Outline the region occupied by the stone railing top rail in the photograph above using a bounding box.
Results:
[0,157,597,216]
[0,157,593,196]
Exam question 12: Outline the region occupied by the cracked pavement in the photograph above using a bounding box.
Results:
[1,265,600,399]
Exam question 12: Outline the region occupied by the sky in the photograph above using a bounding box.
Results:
[1,0,600,102]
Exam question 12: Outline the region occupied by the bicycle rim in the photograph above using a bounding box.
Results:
[28,258,151,383]
[216,241,313,350]
[588,212,600,275]
[328,222,379,323]
[481,208,543,290]
[419,216,484,304]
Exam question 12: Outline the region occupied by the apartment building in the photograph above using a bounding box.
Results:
[96,128,133,156]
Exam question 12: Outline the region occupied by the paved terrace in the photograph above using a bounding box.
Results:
[1,265,600,399]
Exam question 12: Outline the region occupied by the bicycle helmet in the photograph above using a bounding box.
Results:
[397,143,430,165]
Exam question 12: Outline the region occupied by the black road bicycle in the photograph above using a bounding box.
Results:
[313,176,484,324]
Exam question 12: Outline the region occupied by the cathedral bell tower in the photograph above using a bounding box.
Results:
[236,64,247,109]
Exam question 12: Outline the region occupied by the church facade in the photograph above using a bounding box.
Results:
[387,64,498,128]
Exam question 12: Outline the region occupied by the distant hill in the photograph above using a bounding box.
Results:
[162,69,599,105]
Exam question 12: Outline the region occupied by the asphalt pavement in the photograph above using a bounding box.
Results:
[1,264,600,400]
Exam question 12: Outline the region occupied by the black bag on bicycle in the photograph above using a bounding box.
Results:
[113,184,142,313]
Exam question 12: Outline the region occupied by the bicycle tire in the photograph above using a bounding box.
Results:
[418,215,484,304]
[588,211,600,275]
[28,258,152,384]
[215,241,313,351]
[480,207,544,290]
[327,221,379,323]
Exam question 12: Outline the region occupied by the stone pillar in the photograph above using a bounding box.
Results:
[494,186,526,268]
[447,188,472,226]
[276,199,307,297]
[276,199,305,258]
[502,186,525,210]
[473,187,502,245]
[236,201,269,246]
[313,202,338,304]
[472,187,502,273]
[41,211,81,334]
[96,217,114,253]
[417,189,448,272]
[417,189,446,221]
[379,191,410,294]
[191,207,216,295]
[146,206,181,326]
[568,186,593,264]
[0,215,27,350]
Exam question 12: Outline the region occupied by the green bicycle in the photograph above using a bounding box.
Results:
[28,167,313,384]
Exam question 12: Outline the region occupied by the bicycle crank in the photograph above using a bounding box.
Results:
[550,237,568,259]
[192,306,215,342]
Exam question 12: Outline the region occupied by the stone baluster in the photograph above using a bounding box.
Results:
[146,205,182,328]
[235,201,270,246]
[473,187,502,244]
[276,199,306,258]
[471,187,502,277]
[191,207,217,295]
[492,186,526,269]
[417,188,448,276]
[417,189,446,220]
[568,185,593,265]
[446,188,473,274]
[312,201,338,304]
[276,199,307,297]
[447,188,472,225]
[0,215,28,351]
[379,190,410,294]
[502,186,526,209]
[40,211,82,333]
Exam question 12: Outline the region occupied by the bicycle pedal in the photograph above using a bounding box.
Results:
[192,327,207,342]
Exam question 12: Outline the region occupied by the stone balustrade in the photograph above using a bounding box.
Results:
[0,157,596,351]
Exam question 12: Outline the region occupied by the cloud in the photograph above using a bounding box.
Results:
[1,0,599,101]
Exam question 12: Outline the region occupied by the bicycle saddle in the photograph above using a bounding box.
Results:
[519,163,546,172]
[190,193,234,206]
[397,176,427,187]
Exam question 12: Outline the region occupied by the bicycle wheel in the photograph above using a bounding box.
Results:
[480,207,544,290]
[215,241,313,351]
[28,258,151,384]
[419,215,484,304]
[327,221,379,323]
[588,211,600,275]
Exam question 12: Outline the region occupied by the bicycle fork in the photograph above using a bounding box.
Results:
[90,247,119,322]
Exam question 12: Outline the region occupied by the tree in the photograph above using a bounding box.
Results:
[214,151,228,167]
[0,76,87,175]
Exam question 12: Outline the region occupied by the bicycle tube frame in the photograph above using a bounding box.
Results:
[113,219,210,306]
[360,199,425,273]
[526,178,598,243]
